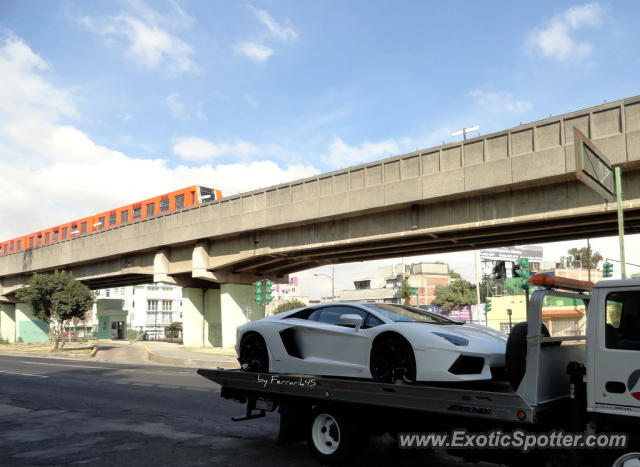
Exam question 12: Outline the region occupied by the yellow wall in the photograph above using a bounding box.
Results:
[485,295,528,333]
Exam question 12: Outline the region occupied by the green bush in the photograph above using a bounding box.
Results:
[274,299,307,314]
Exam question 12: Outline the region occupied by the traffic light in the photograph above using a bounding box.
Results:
[265,280,272,303]
[513,257,531,291]
[603,262,614,278]
[255,281,263,303]
[485,298,492,312]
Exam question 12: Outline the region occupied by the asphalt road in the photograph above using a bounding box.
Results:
[0,354,496,466]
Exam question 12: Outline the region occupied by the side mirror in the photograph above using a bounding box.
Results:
[340,314,363,331]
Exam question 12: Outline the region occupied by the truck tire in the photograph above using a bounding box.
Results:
[307,406,368,464]
[506,322,551,390]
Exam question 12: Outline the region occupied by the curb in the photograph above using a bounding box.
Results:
[0,345,98,360]
[142,343,239,369]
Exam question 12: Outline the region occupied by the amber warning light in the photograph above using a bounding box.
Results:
[527,274,593,292]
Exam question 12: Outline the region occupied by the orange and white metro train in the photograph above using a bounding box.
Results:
[0,186,222,255]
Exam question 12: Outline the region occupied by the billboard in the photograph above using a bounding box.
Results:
[480,246,543,262]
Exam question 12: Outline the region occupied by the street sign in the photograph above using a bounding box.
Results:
[574,127,615,202]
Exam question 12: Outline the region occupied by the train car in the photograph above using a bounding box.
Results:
[0,186,222,255]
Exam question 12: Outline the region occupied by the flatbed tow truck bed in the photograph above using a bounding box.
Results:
[198,368,547,424]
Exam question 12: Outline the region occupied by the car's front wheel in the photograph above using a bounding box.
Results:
[238,332,269,372]
[370,335,416,383]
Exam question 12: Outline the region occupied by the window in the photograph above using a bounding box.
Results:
[81,222,87,234]
[175,194,184,210]
[133,206,142,219]
[45,232,50,243]
[500,323,512,334]
[606,291,640,350]
[364,303,457,324]
[98,217,105,229]
[53,230,59,240]
[109,213,117,225]
[147,300,159,311]
[191,191,195,205]
[160,198,170,212]
[354,280,371,290]
[17,240,21,250]
[146,203,155,216]
[310,306,375,328]
[29,237,34,247]
[10,242,14,252]
[105,289,110,297]
[37,234,42,244]
[284,308,316,320]
[62,227,68,239]
[162,300,172,311]
[121,211,129,224]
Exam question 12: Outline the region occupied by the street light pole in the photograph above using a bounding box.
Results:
[314,267,335,301]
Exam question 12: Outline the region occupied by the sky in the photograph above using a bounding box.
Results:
[0,1,639,299]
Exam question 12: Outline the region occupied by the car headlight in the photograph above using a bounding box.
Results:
[433,332,469,346]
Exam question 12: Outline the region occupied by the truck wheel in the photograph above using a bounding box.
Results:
[506,322,551,390]
[307,407,367,464]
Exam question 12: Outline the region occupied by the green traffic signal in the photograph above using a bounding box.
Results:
[603,262,614,278]
[255,281,263,303]
[485,298,492,312]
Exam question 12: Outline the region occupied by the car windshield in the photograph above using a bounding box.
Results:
[364,303,460,324]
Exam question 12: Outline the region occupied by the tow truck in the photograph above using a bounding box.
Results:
[198,274,640,466]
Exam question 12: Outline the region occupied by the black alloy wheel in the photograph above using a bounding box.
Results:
[370,336,416,383]
[239,333,269,372]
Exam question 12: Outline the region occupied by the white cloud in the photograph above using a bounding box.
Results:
[0,34,318,240]
[470,90,533,113]
[165,93,187,119]
[234,41,273,62]
[172,137,260,161]
[249,6,298,41]
[78,3,198,73]
[323,137,400,168]
[526,2,603,61]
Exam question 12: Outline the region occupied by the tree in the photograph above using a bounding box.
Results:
[566,247,603,270]
[397,277,412,305]
[274,299,307,314]
[165,322,182,340]
[15,271,94,350]
[432,279,477,311]
[448,268,462,279]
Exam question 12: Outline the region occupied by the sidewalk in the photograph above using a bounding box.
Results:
[142,342,240,369]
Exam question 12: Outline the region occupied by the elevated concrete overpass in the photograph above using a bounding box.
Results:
[2,95,640,346]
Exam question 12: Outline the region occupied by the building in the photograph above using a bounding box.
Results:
[339,262,451,305]
[265,276,309,315]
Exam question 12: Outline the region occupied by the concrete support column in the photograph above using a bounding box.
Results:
[153,248,176,284]
[182,288,222,347]
[0,303,16,343]
[220,284,262,348]
[15,303,49,343]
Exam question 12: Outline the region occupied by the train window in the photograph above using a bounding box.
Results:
[10,242,14,252]
[29,237,34,248]
[133,206,142,219]
[109,213,117,226]
[98,217,105,229]
[121,211,129,223]
[37,234,42,244]
[62,227,68,239]
[175,194,184,210]
[71,224,78,234]
[191,191,195,205]
[160,198,170,212]
[200,187,213,202]
[53,230,59,240]
[17,240,21,250]
[45,232,50,243]
[147,203,155,216]
[81,222,87,234]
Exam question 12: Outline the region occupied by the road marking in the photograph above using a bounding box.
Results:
[20,361,133,370]
[0,370,48,378]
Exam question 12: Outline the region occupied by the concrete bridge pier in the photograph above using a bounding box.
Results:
[182,284,263,349]
[0,303,16,343]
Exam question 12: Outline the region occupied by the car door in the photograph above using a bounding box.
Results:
[293,305,379,377]
[594,289,640,412]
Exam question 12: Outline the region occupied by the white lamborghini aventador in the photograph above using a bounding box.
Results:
[236,302,507,383]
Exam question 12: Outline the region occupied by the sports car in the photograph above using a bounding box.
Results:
[236,302,507,383]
